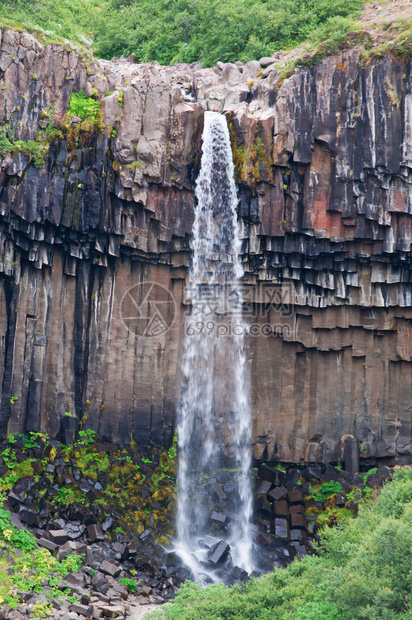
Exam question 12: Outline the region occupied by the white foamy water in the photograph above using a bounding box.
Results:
[175,112,253,580]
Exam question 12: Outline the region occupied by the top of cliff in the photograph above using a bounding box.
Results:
[0,0,411,76]
[267,0,412,78]
[0,0,396,68]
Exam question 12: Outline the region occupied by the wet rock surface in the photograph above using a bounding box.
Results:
[0,29,412,462]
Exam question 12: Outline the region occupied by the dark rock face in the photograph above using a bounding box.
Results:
[0,30,412,462]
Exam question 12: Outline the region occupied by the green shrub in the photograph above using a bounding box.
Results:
[93,0,364,66]
[0,508,37,551]
[148,468,412,620]
[0,0,364,67]
[119,577,138,592]
[68,90,100,121]
[314,481,343,501]
[0,129,14,157]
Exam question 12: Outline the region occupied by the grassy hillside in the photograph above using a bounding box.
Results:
[148,467,412,620]
[0,0,363,65]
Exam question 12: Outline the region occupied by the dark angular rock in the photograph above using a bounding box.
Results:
[7,492,22,512]
[287,489,304,505]
[211,483,227,501]
[378,466,392,480]
[82,513,98,526]
[61,429,75,446]
[322,464,344,482]
[61,416,78,433]
[112,542,128,560]
[13,477,34,497]
[344,436,359,475]
[267,486,287,502]
[18,506,38,525]
[271,518,289,539]
[335,493,346,506]
[210,511,228,526]
[87,524,104,542]
[255,494,271,516]
[290,529,306,542]
[58,540,87,561]
[92,574,109,595]
[87,488,104,502]
[38,538,58,553]
[69,603,93,617]
[301,465,322,481]
[65,523,86,539]
[255,480,272,495]
[66,571,87,588]
[208,541,230,565]
[272,499,288,518]
[101,517,114,531]
[48,529,69,545]
[140,529,151,542]
[289,505,306,529]
[101,560,121,578]
[258,465,285,486]
[0,464,9,477]
[98,605,125,618]
[79,479,94,493]
[284,469,300,490]
[291,542,307,557]
[215,471,233,484]
[232,565,249,582]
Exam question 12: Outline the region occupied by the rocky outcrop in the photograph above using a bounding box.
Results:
[1,28,412,462]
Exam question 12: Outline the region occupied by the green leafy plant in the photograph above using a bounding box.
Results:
[30,602,52,618]
[76,429,96,445]
[1,446,18,469]
[58,554,84,575]
[314,481,343,501]
[0,129,14,157]
[119,577,137,592]
[67,90,100,121]
[362,467,378,484]
[0,508,37,551]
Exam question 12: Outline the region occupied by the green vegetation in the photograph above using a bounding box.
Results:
[0,0,363,67]
[0,505,85,610]
[0,508,36,552]
[67,90,100,121]
[149,467,412,620]
[0,90,105,166]
[119,577,138,592]
[0,428,177,543]
[0,428,178,608]
[0,127,49,167]
[313,480,343,501]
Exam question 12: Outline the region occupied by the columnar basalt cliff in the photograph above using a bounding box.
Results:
[1,27,412,462]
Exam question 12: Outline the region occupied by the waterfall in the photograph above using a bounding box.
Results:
[175,111,253,581]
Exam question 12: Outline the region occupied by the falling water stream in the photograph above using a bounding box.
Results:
[175,111,253,582]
